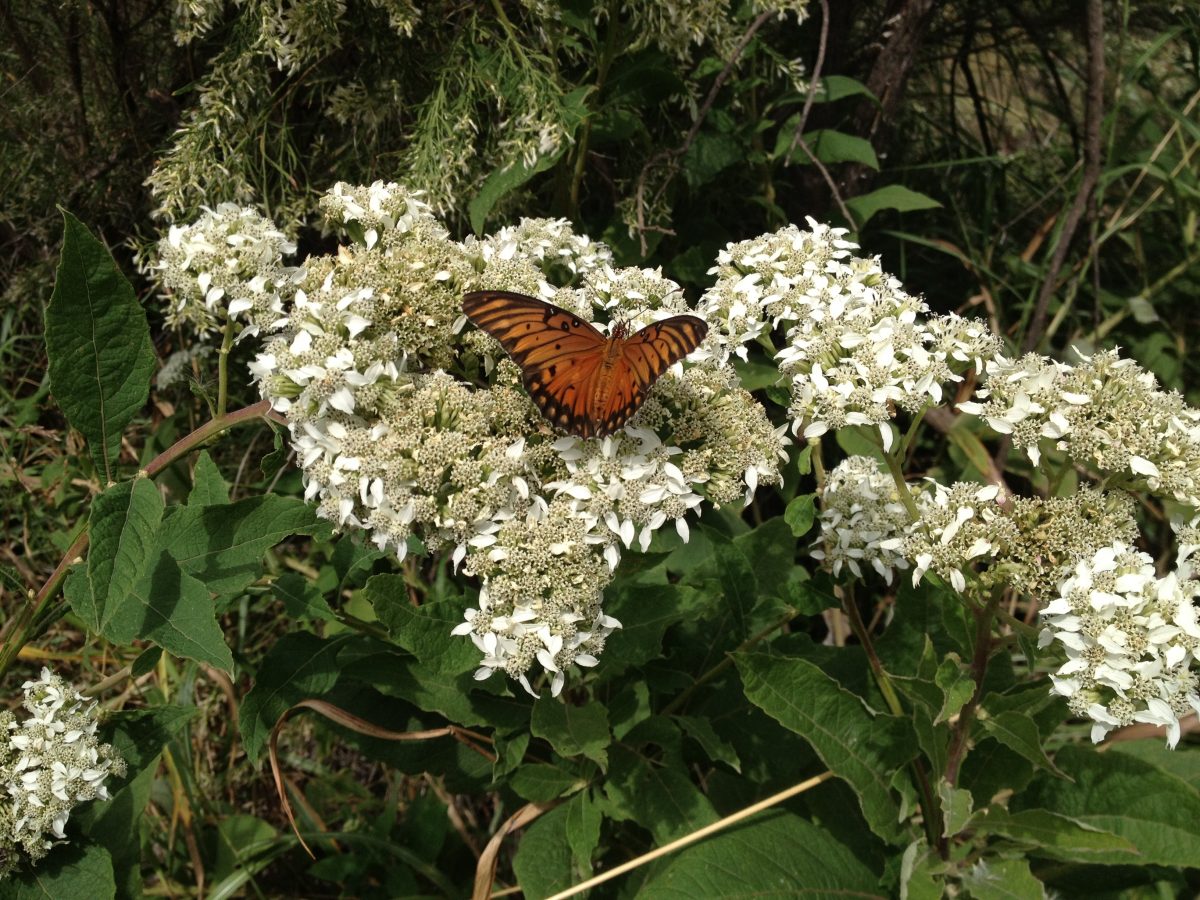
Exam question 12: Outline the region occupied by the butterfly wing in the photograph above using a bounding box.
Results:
[597,315,709,436]
[462,290,609,435]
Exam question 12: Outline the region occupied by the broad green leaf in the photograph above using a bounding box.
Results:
[674,715,741,772]
[117,550,233,671]
[1109,740,1200,792]
[0,843,115,900]
[683,131,743,187]
[960,857,1045,900]
[45,211,154,482]
[638,812,882,899]
[531,700,610,767]
[273,572,337,623]
[565,790,601,875]
[735,652,912,842]
[85,478,164,636]
[817,74,875,103]
[239,633,354,760]
[604,744,718,845]
[731,517,795,601]
[597,583,692,679]
[783,493,816,537]
[341,648,530,734]
[160,494,330,597]
[188,451,230,506]
[130,646,162,678]
[972,808,1137,863]
[712,535,756,640]
[510,764,585,802]
[1016,744,1200,867]
[511,805,574,898]
[365,574,478,676]
[779,128,879,170]
[846,185,942,228]
[979,711,1066,778]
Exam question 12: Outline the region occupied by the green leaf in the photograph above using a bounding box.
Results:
[735,652,911,842]
[130,646,162,678]
[77,705,195,900]
[933,657,974,723]
[1015,744,1200,867]
[937,779,974,837]
[160,494,331,598]
[817,74,875,103]
[188,451,230,506]
[605,744,718,845]
[960,857,1045,900]
[84,478,164,635]
[565,790,601,875]
[900,840,945,900]
[117,550,235,672]
[683,131,743,188]
[239,633,353,761]
[44,211,154,482]
[972,808,1138,863]
[846,185,942,228]
[979,711,1066,778]
[510,805,574,897]
[366,575,478,676]
[273,572,337,623]
[0,843,115,900]
[531,700,610,767]
[510,764,585,802]
[638,812,882,898]
[211,815,279,885]
[784,493,816,537]
[674,715,741,772]
[492,731,530,782]
[780,128,879,169]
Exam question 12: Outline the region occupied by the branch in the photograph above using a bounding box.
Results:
[1021,0,1104,353]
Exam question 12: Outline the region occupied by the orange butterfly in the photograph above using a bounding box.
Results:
[462,290,708,438]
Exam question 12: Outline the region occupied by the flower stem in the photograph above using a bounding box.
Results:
[217,315,236,417]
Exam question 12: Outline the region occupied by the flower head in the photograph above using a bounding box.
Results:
[0,669,126,877]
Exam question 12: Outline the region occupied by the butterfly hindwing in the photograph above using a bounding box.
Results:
[462,291,708,438]
[599,316,708,435]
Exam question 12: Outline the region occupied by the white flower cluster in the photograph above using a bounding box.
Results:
[814,457,1138,606]
[959,349,1200,507]
[223,182,787,696]
[699,220,1001,450]
[0,669,126,877]
[1039,542,1200,748]
[152,202,298,339]
[811,456,914,583]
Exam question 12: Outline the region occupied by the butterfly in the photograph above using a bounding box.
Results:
[462,290,708,438]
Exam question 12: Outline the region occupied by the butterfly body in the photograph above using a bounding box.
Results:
[462,290,707,438]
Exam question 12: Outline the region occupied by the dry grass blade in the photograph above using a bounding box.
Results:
[472,801,555,900]
[268,698,496,857]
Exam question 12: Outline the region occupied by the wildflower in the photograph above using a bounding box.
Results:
[0,669,126,877]
[150,202,298,340]
[1038,542,1200,748]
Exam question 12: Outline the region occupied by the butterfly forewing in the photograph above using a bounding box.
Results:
[462,290,708,438]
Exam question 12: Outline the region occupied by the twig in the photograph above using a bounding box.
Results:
[785,0,831,159]
[634,9,776,254]
[1021,0,1104,353]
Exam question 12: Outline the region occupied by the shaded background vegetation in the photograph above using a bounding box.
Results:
[2,0,1198,894]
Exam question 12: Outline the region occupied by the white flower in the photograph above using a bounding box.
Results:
[1039,542,1200,748]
